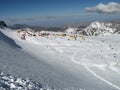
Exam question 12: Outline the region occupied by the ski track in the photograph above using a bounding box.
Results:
[71,50,120,90]
[84,64,120,90]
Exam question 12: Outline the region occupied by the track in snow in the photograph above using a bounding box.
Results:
[71,50,120,90]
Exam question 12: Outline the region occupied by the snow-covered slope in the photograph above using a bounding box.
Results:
[1,28,120,90]
[0,29,74,90]
[0,31,21,49]
[84,21,120,36]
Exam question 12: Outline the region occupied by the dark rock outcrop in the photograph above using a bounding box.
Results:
[0,21,7,28]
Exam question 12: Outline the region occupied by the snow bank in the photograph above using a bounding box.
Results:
[65,28,78,34]
[0,71,42,90]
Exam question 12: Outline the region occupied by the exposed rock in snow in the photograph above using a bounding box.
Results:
[0,71,42,90]
[84,21,120,36]
[0,21,7,28]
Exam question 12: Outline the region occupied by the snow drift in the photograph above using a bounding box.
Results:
[65,27,79,34]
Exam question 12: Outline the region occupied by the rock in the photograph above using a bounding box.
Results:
[0,21,7,28]
[84,21,117,36]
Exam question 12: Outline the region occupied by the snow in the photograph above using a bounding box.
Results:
[0,71,43,90]
[0,26,120,90]
[65,27,78,34]
[84,21,117,36]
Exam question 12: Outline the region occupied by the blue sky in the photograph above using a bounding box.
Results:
[0,0,120,26]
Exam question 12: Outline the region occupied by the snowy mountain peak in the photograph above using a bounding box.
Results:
[90,21,103,28]
[84,21,117,36]
[90,21,113,28]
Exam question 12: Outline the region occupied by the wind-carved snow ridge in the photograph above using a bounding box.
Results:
[0,71,42,90]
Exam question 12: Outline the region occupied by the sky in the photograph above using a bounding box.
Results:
[0,0,120,26]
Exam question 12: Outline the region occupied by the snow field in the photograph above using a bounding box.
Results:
[1,27,120,90]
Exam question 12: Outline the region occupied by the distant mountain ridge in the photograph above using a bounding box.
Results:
[7,21,120,36]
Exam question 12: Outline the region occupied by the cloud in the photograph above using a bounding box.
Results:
[85,2,120,14]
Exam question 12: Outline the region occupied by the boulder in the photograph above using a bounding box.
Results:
[0,21,7,28]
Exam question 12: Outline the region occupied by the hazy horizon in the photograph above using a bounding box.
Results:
[1,0,120,26]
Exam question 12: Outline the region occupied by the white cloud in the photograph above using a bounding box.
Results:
[85,2,120,14]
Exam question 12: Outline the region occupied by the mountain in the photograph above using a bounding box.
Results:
[9,24,30,29]
[83,21,120,36]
